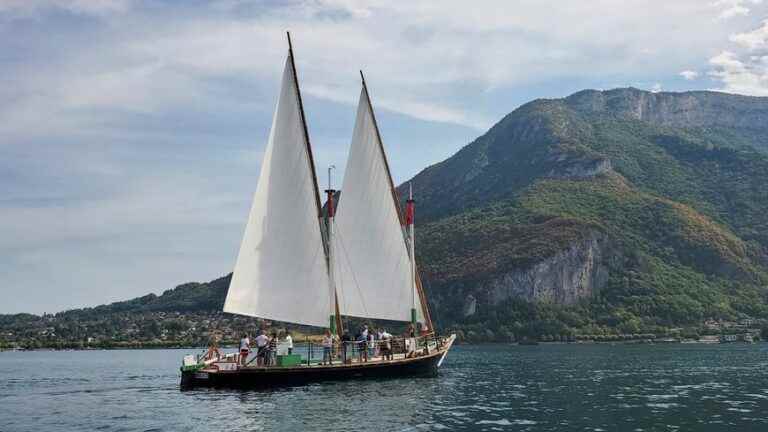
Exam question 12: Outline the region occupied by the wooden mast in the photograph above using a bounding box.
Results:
[288,32,343,335]
[287,32,323,218]
[359,71,434,332]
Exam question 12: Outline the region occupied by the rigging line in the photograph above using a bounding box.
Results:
[336,243,351,332]
[420,276,439,330]
[327,220,349,333]
[333,220,371,320]
[334,222,369,319]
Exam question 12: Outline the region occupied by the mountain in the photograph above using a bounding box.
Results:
[405,88,768,340]
[5,88,768,347]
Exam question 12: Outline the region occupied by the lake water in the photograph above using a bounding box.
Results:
[2,344,768,431]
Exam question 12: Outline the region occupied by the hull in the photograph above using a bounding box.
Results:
[181,334,455,390]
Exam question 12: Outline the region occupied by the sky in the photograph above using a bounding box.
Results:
[2,0,768,315]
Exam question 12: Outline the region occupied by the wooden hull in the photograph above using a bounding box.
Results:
[181,335,455,389]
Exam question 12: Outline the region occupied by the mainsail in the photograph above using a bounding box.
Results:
[223,52,330,327]
[333,78,425,324]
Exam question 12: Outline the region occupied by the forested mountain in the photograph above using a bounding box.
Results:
[5,88,768,346]
[407,88,768,339]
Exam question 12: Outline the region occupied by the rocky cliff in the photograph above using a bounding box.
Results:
[565,88,768,132]
[462,231,609,318]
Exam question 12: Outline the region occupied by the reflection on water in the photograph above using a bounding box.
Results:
[2,344,768,431]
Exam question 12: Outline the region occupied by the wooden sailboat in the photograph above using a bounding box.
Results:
[180,34,455,389]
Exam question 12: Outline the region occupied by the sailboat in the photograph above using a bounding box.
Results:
[180,34,455,389]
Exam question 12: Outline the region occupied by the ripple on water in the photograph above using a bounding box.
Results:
[646,403,682,409]
[477,419,537,426]
[645,394,679,401]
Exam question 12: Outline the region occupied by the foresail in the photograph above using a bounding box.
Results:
[333,88,417,323]
[224,57,330,327]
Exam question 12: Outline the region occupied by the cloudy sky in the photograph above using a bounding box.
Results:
[2,0,768,314]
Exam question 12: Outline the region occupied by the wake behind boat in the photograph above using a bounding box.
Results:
[180,33,455,389]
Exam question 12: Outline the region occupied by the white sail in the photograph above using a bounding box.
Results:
[223,56,331,327]
[333,87,419,322]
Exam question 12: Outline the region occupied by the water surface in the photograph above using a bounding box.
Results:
[2,344,768,431]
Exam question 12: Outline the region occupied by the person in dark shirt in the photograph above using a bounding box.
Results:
[340,331,352,364]
[356,332,368,362]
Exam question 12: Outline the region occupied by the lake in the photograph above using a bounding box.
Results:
[2,344,768,431]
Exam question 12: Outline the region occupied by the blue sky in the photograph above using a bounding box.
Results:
[2,0,768,314]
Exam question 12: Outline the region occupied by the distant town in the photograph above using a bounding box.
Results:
[0,311,273,350]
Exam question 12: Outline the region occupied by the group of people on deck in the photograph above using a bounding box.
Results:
[321,325,400,365]
[239,329,293,366]
[237,323,423,367]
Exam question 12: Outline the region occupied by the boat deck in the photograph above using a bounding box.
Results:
[206,350,434,372]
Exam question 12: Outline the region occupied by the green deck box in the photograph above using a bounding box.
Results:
[276,354,303,367]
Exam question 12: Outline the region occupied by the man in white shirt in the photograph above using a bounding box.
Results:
[285,332,294,355]
[255,330,269,366]
[380,330,393,361]
[321,329,334,365]
[239,334,250,366]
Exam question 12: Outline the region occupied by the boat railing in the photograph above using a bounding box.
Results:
[226,333,446,368]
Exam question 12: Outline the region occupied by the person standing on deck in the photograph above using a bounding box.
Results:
[381,330,393,361]
[239,333,250,366]
[405,323,416,358]
[356,331,368,362]
[376,328,384,358]
[321,329,333,365]
[367,330,376,358]
[268,332,278,366]
[340,331,352,364]
[255,329,269,366]
[332,332,340,361]
[360,325,370,362]
[284,331,293,355]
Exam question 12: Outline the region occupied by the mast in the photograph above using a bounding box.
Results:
[406,183,416,327]
[359,71,434,332]
[287,32,323,218]
[325,166,343,336]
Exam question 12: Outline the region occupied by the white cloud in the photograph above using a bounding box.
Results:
[1,0,756,137]
[713,0,763,19]
[730,19,768,50]
[303,83,492,130]
[708,51,768,96]
[707,17,768,96]
[0,0,132,16]
[651,83,663,93]
[679,70,700,80]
